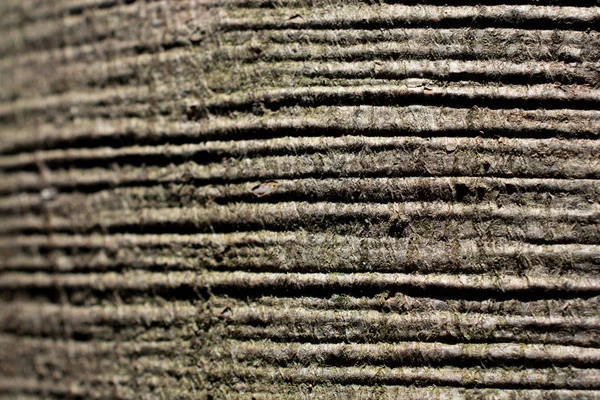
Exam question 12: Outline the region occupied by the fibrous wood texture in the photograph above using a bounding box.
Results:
[1,0,600,399]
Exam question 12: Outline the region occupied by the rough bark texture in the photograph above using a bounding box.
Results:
[1,1,600,399]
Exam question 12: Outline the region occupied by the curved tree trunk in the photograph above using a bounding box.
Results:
[1,1,600,398]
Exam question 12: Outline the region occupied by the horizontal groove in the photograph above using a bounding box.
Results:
[0,229,596,250]
[0,225,600,275]
[2,175,598,205]
[241,294,600,317]
[1,328,599,368]
[210,364,600,389]
[0,38,144,81]
[0,338,196,385]
[222,0,600,5]
[0,84,149,120]
[0,376,191,400]
[0,1,146,30]
[12,0,143,23]
[220,5,600,31]
[272,59,600,84]
[3,292,600,326]
[2,141,600,195]
[223,26,597,47]
[1,177,598,218]
[223,309,600,347]
[2,231,598,276]
[0,231,303,249]
[226,306,600,330]
[227,387,600,400]
[0,378,113,399]
[2,106,599,156]
[202,84,600,114]
[0,333,192,357]
[6,0,600,29]
[216,40,596,67]
[1,231,597,273]
[227,328,598,348]
[8,0,600,28]
[0,301,197,335]
[2,237,599,274]
[3,81,599,126]
[219,340,600,368]
[1,271,599,298]
[2,201,600,237]
[0,106,599,155]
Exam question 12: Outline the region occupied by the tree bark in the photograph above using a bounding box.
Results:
[1,1,600,398]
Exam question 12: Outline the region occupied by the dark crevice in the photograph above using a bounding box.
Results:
[3,282,600,308]
[6,211,600,237]
[204,91,600,117]
[2,124,599,169]
[7,166,600,196]
[231,0,600,7]
[225,16,600,33]
[229,331,600,349]
[307,70,599,86]
[229,352,600,370]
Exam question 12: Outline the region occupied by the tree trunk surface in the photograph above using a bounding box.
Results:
[1,1,600,399]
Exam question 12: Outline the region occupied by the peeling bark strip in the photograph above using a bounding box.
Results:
[1,1,600,399]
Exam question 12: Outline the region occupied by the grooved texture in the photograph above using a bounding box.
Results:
[1,1,600,399]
